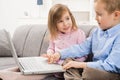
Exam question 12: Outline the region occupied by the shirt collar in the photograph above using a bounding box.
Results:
[100,24,120,37]
[58,29,74,35]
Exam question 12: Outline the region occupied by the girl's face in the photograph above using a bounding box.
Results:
[56,11,72,33]
[94,1,116,30]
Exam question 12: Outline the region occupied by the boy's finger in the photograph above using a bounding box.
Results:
[63,63,71,69]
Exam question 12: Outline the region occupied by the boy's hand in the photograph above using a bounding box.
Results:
[48,52,61,63]
[63,61,87,70]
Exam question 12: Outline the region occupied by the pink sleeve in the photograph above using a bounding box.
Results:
[77,29,86,44]
[47,39,55,53]
[75,29,87,61]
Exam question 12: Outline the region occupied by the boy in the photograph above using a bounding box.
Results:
[48,0,120,80]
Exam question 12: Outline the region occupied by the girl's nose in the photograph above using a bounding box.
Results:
[63,21,67,26]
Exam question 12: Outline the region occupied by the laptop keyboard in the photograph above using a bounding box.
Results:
[19,57,46,70]
[18,57,65,74]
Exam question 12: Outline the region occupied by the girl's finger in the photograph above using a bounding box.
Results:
[41,54,48,58]
[49,55,54,63]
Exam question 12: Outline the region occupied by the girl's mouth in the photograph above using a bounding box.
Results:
[63,27,69,30]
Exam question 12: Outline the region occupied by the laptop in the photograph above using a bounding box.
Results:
[5,30,65,75]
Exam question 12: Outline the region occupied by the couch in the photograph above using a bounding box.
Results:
[0,24,97,70]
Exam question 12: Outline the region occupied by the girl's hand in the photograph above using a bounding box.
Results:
[63,61,87,70]
[48,52,61,63]
[41,53,53,58]
[47,53,54,63]
[41,54,48,58]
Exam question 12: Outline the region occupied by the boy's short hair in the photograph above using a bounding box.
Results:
[95,0,120,13]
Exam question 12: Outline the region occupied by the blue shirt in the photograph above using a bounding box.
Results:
[60,24,120,73]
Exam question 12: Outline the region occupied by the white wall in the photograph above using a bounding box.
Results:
[0,0,18,35]
[0,0,50,36]
[0,0,96,36]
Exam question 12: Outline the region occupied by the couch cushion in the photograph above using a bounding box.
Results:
[0,29,12,57]
[13,24,47,57]
[22,25,47,56]
[40,30,49,54]
[12,25,33,56]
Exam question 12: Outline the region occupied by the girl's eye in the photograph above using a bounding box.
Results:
[57,20,63,23]
[66,17,70,20]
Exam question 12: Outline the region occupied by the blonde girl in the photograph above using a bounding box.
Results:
[44,4,87,79]
[47,4,87,64]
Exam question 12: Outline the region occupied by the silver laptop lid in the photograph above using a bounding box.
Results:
[4,30,22,70]
[4,30,65,75]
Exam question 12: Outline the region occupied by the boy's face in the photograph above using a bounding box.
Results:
[94,1,116,30]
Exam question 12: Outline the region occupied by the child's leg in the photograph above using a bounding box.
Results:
[63,58,82,80]
[82,67,120,80]
[64,68,82,80]
[3,66,20,72]
[0,67,48,80]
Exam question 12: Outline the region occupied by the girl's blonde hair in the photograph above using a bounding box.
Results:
[48,4,77,39]
[95,0,120,14]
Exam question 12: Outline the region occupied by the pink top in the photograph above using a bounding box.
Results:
[47,29,87,64]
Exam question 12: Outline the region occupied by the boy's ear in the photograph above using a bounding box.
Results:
[114,11,120,19]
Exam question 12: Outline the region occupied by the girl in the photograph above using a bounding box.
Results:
[47,4,87,64]
[44,4,87,79]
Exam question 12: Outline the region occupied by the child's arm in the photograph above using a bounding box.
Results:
[47,39,55,54]
[47,49,54,55]
[48,52,61,63]
[77,29,86,44]
[75,29,87,61]
[41,39,55,60]
[47,52,87,69]
[42,40,55,58]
